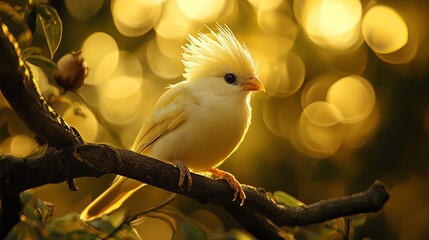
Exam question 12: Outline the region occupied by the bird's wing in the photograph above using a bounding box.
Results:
[131,84,199,153]
[81,86,198,221]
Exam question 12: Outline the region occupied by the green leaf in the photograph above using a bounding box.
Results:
[12,222,28,240]
[273,191,305,207]
[35,4,51,19]
[34,199,54,223]
[26,54,57,68]
[280,231,296,240]
[180,221,206,240]
[35,198,47,219]
[46,212,138,240]
[48,213,98,238]
[36,4,62,58]
[107,208,128,228]
[324,218,351,239]
[319,229,343,240]
[351,214,367,227]
[23,206,38,221]
[50,212,80,225]
[19,220,46,240]
[222,229,255,240]
[20,191,32,206]
[87,218,115,233]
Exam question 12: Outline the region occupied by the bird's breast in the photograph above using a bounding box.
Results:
[146,95,251,172]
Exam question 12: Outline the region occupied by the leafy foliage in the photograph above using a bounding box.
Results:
[35,4,61,58]
[1,191,256,240]
[25,53,57,68]
[0,0,60,66]
[2,191,139,239]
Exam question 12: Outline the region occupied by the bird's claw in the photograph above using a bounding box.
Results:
[173,160,192,191]
[209,168,246,206]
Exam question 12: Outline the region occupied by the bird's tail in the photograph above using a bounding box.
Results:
[80,176,144,221]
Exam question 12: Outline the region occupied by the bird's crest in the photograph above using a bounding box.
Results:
[182,24,255,80]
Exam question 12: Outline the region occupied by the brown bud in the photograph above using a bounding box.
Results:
[54,51,88,91]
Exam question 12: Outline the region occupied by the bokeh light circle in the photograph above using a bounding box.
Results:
[342,104,380,149]
[177,0,226,22]
[146,39,183,79]
[297,0,362,50]
[65,0,103,21]
[297,110,345,158]
[262,96,302,140]
[327,76,375,124]
[111,0,162,37]
[99,76,143,125]
[301,74,338,109]
[5,134,37,156]
[264,52,305,97]
[248,0,283,11]
[154,0,193,39]
[156,35,186,59]
[62,105,99,142]
[303,101,343,127]
[375,28,417,64]
[362,5,408,54]
[81,32,119,85]
[102,51,143,79]
[257,8,297,39]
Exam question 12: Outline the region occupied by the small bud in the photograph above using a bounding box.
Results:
[54,51,88,91]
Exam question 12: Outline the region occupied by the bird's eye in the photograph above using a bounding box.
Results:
[224,73,237,84]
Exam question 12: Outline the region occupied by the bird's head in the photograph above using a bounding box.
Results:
[182,24,264,96]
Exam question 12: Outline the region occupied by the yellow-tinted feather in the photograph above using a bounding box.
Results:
[132,84,199,154]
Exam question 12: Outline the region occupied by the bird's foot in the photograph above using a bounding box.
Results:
[172,160,192,191]
[209,168,246,206]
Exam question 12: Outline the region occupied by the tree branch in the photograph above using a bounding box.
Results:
[0,144,389,239]
[0,22,390,239]
[0,23,83,148]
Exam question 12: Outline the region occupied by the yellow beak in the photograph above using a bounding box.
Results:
[242,76,265,92]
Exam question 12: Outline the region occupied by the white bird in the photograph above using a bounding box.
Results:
[80,24,264,221]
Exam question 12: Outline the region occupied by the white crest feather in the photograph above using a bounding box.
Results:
[182,24,255,80]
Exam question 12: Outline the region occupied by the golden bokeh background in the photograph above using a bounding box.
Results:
[1,0,429,239]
